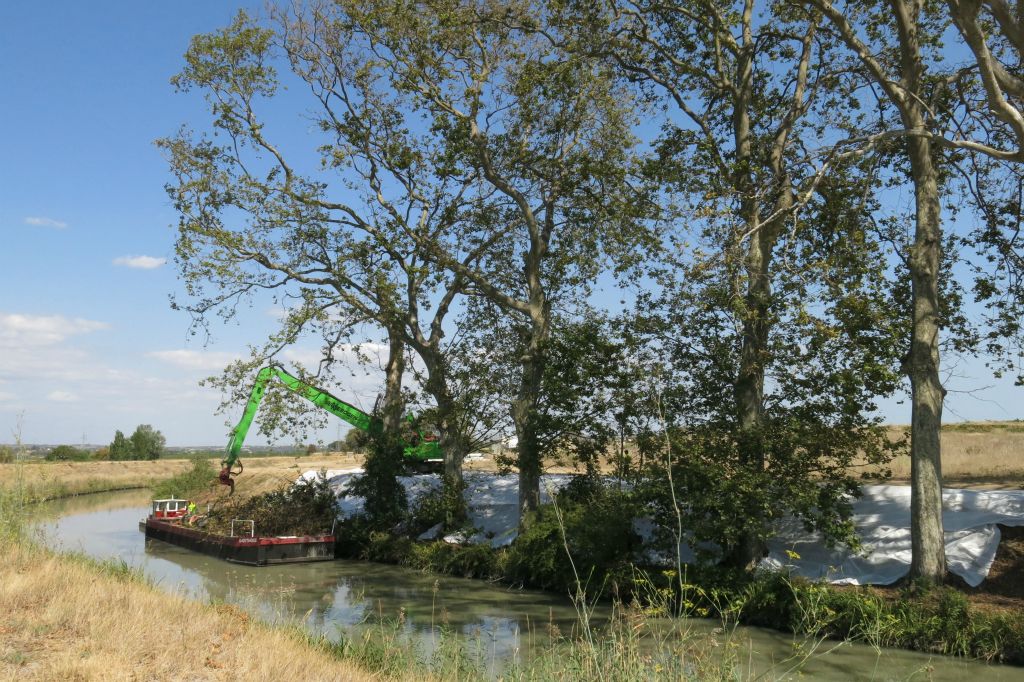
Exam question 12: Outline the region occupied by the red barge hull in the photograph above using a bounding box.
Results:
[143,518,335,566]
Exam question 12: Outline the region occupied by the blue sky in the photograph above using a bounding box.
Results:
[0,2,1021,447]
[0,2,385,446]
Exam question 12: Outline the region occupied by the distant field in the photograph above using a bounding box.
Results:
[0,455,354,503]
[1,422,1020,505]
[875,422,1024,486]
[0,459,192,502]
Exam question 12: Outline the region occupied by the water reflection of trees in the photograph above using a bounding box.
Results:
[33,489,152,522]
[142,541,602,655]
[48,492,606,665]
[142,542,344,627]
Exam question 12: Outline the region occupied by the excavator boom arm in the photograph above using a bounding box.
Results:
[220,366,441,489]
[223,366,380,470]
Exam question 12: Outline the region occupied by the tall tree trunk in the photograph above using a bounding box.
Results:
[421,349,468,481]
[892,0,947,583]
[514,310,548,526]
[417,347,469,528]
[354,327,408,526]
[728,25,771,570]
[381,331,406,435]
[906,132,947,582]
[731,229,773,569]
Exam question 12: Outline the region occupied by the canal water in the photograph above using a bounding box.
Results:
[34,490,1023,680]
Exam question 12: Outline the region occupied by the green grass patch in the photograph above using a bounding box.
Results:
[724,572,1024,664]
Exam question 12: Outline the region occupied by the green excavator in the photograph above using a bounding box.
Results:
[217,365,442,492]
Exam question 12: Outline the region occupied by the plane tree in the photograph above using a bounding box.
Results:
[161,10,493,498]
[803,0,1024,584]
[553,0,907,568]
[163,3,654,528]
[309,0,656,524]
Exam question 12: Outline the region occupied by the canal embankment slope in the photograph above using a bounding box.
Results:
[5,448,1024,676]
[0,459,407,681]
[0,540,382,681]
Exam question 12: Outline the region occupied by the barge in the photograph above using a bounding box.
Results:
[141,498,335,566]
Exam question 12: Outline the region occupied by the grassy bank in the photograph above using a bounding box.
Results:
[0,539,383,680]
[0,467,767,681]
[344,512,1024,666]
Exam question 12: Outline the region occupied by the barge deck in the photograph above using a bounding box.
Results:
[142,517,335,566]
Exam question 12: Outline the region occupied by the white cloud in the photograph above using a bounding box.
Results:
[147,349,238,371]
[24,216,68,229]
[113,255,166,270]
[0,314,231,443]
[0,313,108,347]
[280,347,329,368]
[281,343,389,369]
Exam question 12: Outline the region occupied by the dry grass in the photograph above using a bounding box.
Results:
[0,455,363,504]
[0,460,193,502]
[0,541,380,681]
[870,424,1024,486]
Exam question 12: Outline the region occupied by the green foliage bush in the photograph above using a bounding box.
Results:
[45,445,91,462]
[409,541,501,579]
[504,485,641,593]
[152,457,216,499]
[345,432,407,528]
[713,571,1024,664]
[408,473,468,534]
[361,531,414,565]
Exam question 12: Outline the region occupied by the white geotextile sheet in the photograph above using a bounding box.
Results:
[302,471,1024,587]
[301,469,571,547]
[764,485,1024,587]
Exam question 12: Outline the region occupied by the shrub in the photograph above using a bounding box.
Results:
[408,541,500,579]
[152,457,216,499]
[345,432,407,528]
[362,530,413,564]
[505,483,641,593]
[408,473,468,534]
[45,445,90,461]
